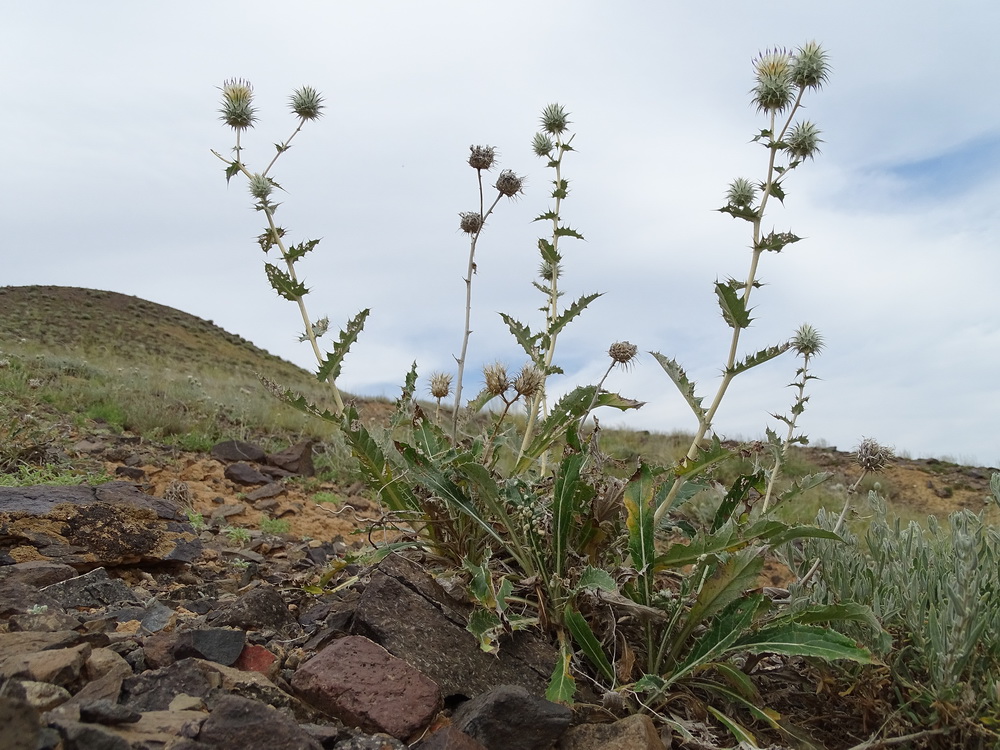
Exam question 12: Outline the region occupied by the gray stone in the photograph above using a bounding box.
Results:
[199,694,323,749]
[0,642,91,689]
[266,440,316,476]
[416,726,489,750]
[451,685,572,750]
[42,567,140,609]
[173,628,246,666]
[224,462,270,486]
[211,440,267,463]
[0,578,64,618]
[207,585,299,636]
[79,698,142,725]
[0,694,41,750]
[0,560,79,587]
[558,714,667,750]
[6,679,72,712]
[120,658,215,712]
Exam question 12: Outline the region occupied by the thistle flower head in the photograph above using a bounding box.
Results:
[791,323,824,356]
[513,364,545,399]
[219,78,257,132]
[751,49,795,114]
[248,173,274,201]
[792,41,830,91]
[608,341,639,370]
[532,133,555,157]
[468,145,497,171]
[540,103,570,135]
[855,437,893,473]
[289,86,324,121]
[459,211,484,235]
[786,121,823,160]
[538,259,561,282]
[726,178,758,208]
[483,362,510,396]
[495,170,525,199]
[429,372,452,399]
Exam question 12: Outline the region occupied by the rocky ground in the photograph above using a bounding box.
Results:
[1,426,996,750]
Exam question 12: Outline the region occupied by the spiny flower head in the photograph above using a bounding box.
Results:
[532,133,554,158]
[483,362,510,396]
[540,103,570,135]
[608,341,639,370]
[495,170,525,199]
[289,86,324,121]
[792,41,830,91]
[219,78,257,132]
[751,49,795,114]
[786,121,823,160]
[429,372,452,399]
[726,177,758,209]
[513,364,545,399]
[791,323,824,356]
[468,145,496,171]
[248,173,274,201]
[459,211,483,235]
[855,437,893,473]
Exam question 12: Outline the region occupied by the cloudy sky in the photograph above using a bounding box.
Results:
[4,3,999,467]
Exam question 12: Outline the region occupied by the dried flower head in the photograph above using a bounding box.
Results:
[532,133,555,158]
[792,41,830,91]
[494,170,525,199]
[855,437,893,473]
[289,86,324,121]
[726,178,758,209]
[219,78,257,131]
[429,372,452,399]
[513,364,545,399]
[791,323,824,357]
[248,173,274,201]
[540,103,570,135]
[459,211,484,235]
[468,145,496,171]
[751,49,795,114]
[608,341,639,369]
[483,362,510,396]
[785,121,823,160]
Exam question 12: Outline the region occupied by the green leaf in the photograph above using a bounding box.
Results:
[316,309,369,383]
[623,463,657,605]
[224,161,241,184]
[538,238,561,267]
[545,645,576,704]
[717,204,760,222]
[777,472,831,505]
[552,454,594,578]
[755,230,801,253]
[465,387,500,415]
[715,282,752,329]
[576,566,617,593]
[284,238,321,263]
[264,263,309,301]
[712,471,766,532]
[762,180,786,203]
[735,623,875,664]
[706,706,759,747]
[499,313,538,360]
[553,226,585,240]
[533,210,559,222]
[467,609,503,653]
[399,360,419,403]
[673,436,731,480]
[650,352,707,426]
[548,292,602,340]
[564,609,615,683]
[726,343,789,377]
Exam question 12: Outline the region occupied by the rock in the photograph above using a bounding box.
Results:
[233,643,279,678]
[451,685,572,750]
[199,694,323,749]
[173,628,246,666]
[247,483,285,502]
[292,635,442,740]
[0,694,42,749]
[42,567,140,609]
[120,658,216,712]
[559,714,666,750]
[0,642,91,689]
[266,440,316,476]
[114,466,146,480]
[332,735,407,750]
[78,698,142,725]
[8,609,82,633]
[211,440,267,463]
[0,560,79,587]
[207,585,299,636]
[6,679,73,712]
[0,578,65,618]
[51,719,133,750]
[0,629,82,654]
[224,462,270,486]
[416,725,490,750]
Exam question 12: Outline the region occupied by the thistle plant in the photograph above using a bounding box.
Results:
[652,41,830,525]
[212,79,367,417]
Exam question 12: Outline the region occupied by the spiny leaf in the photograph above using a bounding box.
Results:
[650,352,708,426]
[674,436,731,479]
[777,472,831,505]
[399,360,419,403]
[761,179,786,203]
[553,226,585,240]
[576,566,617,593]
[285,238,321,263]
[316,309,369,383]
[264,263,309,301]
[717,204,760,222]
[548,292,602,339]
[499,313,537,360]
[735,624,875,664]
[715,281,752,329]
[726,342,789,377]
[465,387,500,415]
[538,238,561,267]
[755,230,801,253]
[671,595,762,684]
[552,454,593,578]
[224,161,241,184]
[533,211,559,222]
[467,609,503,653]
[712,470,767,533]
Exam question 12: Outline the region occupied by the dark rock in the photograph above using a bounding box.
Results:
[247,483,285,503]
[292,635,441,740]
[266,440,316,476]
[207,585,299,636]
[451,685,572,750]
[6,679,72,712]
[42,567,140,609]
[416,726,489,750]
[140,598,175,633]
[120,658,215,712]
[0,642,91,689]
[0,578,66,618]
[333,734,407,750]
[225,462,271,486]
[558,714,666,750]
[79,698,142,725]
[199,694,323,749]
[0,560,79,587]
[113,466,145,480]
[210,502,247,521]
[211,440,267,463]
[53,719,132,750]
[173,628,246,666]
[8,609,83,632]
[0,629,83,655]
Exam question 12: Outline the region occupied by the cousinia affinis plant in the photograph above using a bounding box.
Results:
[451,147,526,439]
[501,104,600,466]
[652,42,830,525]
[212,79,368,417]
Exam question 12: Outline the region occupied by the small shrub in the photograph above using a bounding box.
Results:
[259,518,290,535]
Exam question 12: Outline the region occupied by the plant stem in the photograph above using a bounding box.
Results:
[761,350,813,512]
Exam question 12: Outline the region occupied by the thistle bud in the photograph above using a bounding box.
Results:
[539,103,570,136]
[248,173,274,201]
[429,372,452,399]
[726,178,757,209]
[483,362,510,396]
[513,364,545,399]
[459,212,484,235]
[289,85,324,121]
[608,341,639,369]
[532,133,554,157]
[785,121,823,160]
[751,49,794,114]
[219,78,257,132]
[495,170,525,199]
[792,41,830,91]
[468,145,496,171]
[790,324,824,356]
[855,437,893,473]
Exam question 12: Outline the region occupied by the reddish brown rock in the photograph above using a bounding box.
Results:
[234,643,278,679]
[292,635,441,740]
